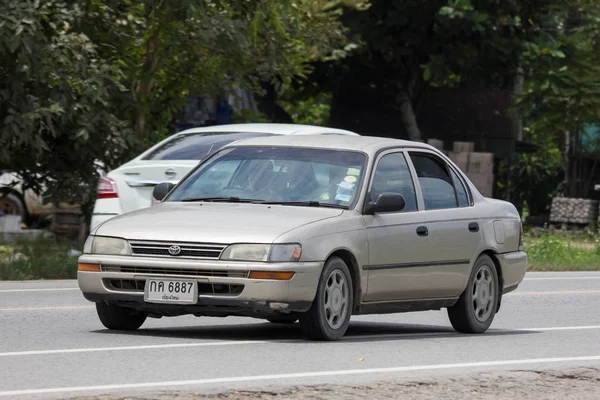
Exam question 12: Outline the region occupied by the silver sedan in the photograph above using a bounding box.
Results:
[78,135,527,341]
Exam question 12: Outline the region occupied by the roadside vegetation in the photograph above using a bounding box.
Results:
[0,238,78,280]
[0,231,598,280]
[524,230,600,271]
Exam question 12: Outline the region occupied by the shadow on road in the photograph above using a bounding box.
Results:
[92,320,537,343]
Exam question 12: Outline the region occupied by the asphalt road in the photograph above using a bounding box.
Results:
[1,271,600,399]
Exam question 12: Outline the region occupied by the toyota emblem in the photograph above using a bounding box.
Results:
[168,245,182,256]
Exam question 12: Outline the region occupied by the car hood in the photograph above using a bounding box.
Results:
[94,202,344,244]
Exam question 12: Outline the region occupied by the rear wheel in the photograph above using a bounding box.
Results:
[95,302,147,331]
[447,254,499,333]
[299,256,353,341]
[0,191,27,222]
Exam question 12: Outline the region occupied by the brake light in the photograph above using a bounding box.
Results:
[97,177,118,199]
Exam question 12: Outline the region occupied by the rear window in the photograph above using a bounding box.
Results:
[142,131,275,160]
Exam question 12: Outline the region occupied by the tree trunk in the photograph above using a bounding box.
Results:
[564,130,571,197]
[396,86,421,142]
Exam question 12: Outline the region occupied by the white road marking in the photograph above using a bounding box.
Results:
[518,325,600,332]
[0,288,78,293]
[525,277,600,281]
[1,325,599,358]
[2,355,600,397]
[0,340,264,357]
[507,290,600,296]
[0,306,93,312]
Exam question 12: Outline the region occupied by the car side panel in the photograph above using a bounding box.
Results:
[425,208,484,298]
[475,200,526,293]
[275,211,370,302]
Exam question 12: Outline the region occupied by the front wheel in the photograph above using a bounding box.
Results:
[96,302,147,331]
[299,256,353,341]
[447,254,499,334]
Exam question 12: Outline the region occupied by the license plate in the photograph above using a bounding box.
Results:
[144,278,198,304]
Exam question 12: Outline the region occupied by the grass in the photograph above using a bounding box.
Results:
[0,231,599,280]
[0,237,79,280]
[524,230,600,271]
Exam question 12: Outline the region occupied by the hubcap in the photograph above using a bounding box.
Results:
[323,269,349,330]
[0,198,18,215]
[472,265,495,323]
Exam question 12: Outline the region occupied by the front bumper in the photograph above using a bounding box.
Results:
[77,254,323,316]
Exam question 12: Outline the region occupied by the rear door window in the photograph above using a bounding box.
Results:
[409,153,459,210]
[142,132,275,160]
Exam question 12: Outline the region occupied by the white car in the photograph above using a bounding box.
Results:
[90,123,360,230]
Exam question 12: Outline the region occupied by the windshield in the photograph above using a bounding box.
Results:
[167,146,367,208]
[142,131,275,160]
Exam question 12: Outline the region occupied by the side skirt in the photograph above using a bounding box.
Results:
[355,298,459,315]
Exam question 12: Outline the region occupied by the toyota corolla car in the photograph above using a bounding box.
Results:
[78,135,527,341]
[90,123,359,230]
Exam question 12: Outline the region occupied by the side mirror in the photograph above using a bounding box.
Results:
[152,182,175,202]
[365,192,406,214]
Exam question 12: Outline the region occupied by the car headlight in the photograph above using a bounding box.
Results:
[87,236,131,256]
[220,243,302,262]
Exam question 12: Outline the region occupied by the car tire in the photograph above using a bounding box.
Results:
[267,315,298,324]
[0,191,28,222]
[299,256,353,341]
[95,302,147,331]
[447,254,499,334]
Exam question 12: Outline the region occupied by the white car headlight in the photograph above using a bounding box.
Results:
[90,236,131,256]
[220,243,302,262]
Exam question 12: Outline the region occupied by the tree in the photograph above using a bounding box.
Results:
[514,0,600,198]
[294,0,552,141]
[79,0,369,148]
[0,0,129,209]
[0,0,367,212]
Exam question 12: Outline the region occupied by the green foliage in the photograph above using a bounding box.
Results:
[305,0,552,140]
[515,0,600,138]
[0,0,367,209]
[525,230,600,271]
[280,92,332,126]
[0,0,130,205]
[498,142,564,216]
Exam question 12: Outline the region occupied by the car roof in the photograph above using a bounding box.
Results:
[222,134,437,156]
[173,123,359,136]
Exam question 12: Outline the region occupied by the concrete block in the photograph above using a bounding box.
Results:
[447,151,469,172]
[467,152,494,174]
[453,141,475,153]
[467,172,494,197]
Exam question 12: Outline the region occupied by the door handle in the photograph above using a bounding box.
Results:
[468,222,479,232]
[416,226,428,237]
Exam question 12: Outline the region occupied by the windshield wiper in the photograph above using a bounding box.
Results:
[257,201,349,210]
[181,196,255,203]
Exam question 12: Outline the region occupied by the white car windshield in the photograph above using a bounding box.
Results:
[167,146,367,208]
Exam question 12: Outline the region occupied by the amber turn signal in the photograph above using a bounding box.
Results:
[78,263,101,272]
[248,271,295,280]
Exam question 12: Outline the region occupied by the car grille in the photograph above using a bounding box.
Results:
[101,265,249,278]
[129,241,227,259]
[104,279,244,296]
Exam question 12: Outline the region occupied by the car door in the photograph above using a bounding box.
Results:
[406,151,483,298]
[362,150,433,302]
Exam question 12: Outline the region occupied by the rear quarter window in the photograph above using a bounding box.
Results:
[142,131,275,161]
